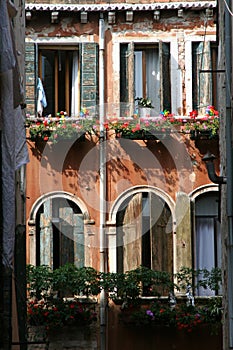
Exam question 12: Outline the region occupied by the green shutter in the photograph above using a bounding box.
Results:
[192,41,212,113]
[120,42,134,115]
[120,44,129,103]
[151,194,173,273]
[73,214,85,268]
[175,192,192,271]
[159,42,171,111]
[59,207,74,266]
[40,199,53,267]
[80,43,99,110]
[25,42,37,116]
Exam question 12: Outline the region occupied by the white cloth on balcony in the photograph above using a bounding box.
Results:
[37,77,47,116]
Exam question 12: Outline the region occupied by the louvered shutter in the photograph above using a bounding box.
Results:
[175,192,192,270]
[59,207,74,266]
[151,193,173,273]
[117,193,142,272]
[40,199,53,267]
[25,42,37,116]
[193,41,212,113]
[159,42,171,111]
[73,214,85,268]
[80,43,99,110]
[120,42,135,115]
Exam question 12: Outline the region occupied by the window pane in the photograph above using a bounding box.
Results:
[192,41,217,113]
[40,49,77,116]
[41,50,55,115]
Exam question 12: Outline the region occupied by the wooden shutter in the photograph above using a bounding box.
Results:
[193,41,212,113]
[40,199,53,267]
[80,43,99,109]
[117,193,142,272]
[120,42,134,115]
[120,44,128,103]
[25,42,37,116]
[175,192,192,270]
[151,193,173,273]
[73,214,85,268]
[59,207,74,266]
[159,42,171,111]
[123,192,142,272]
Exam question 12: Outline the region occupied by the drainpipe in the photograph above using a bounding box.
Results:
[224,0,233,347]
[99,14,107,350]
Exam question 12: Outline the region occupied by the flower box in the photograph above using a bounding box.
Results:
[190,129,219,141]
[119,129,171,140]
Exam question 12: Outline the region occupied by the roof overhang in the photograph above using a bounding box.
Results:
[25,1,216,12]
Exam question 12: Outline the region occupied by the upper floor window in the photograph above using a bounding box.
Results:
[192,41,218,114]
[39,47,79,117]
[25,43,99,117]
[120,43,171,115]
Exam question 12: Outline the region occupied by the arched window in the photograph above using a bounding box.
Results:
[35,197,84,269]
[194,191,221,296]
[116,192,173,274]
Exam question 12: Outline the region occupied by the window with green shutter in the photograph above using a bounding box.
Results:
[192,41,218,113]
[120,42,171,115]
[25,43,98,117]
[36,197,85,269]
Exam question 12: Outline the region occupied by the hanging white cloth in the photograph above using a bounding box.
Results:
[37,77,47,116]
[0,0,29,267]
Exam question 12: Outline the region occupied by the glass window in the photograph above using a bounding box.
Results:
[120,43,171,115]
[39,47,79,117]
[194,192,221,296]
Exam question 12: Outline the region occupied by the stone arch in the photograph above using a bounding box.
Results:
[28,191,92,225]
[107,185,176,273]
[189,184,219,201]
[27,191,93,266]
[108,185,175,227]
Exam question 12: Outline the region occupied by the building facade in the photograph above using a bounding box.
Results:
[24,1,222,347]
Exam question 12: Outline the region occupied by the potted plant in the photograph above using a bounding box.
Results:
[135,97,154,118]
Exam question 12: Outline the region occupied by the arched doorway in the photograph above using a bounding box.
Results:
[116,191,173,274]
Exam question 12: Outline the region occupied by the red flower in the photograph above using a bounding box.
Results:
[189,110,198,119]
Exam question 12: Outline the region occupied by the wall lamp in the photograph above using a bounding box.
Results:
[202,151,227,184]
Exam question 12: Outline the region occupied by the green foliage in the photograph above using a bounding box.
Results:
[26,264,53,299]
[175,266,222,294]
[184,117,219,139]
[135,97,154,108]
[26,264,223,330]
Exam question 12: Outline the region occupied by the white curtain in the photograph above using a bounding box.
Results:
[146,49,160,115]
[196,217,215,296]
[134,49,160,115]
[71,51,79,117]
